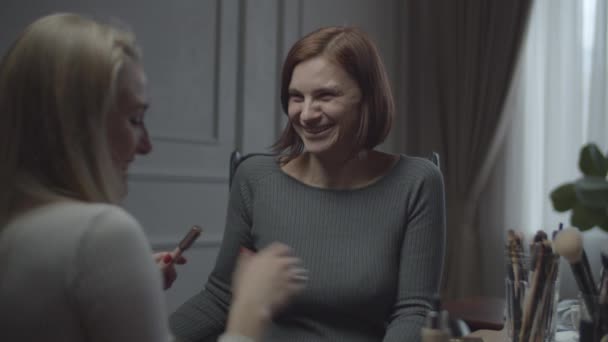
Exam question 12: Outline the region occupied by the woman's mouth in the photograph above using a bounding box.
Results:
[303,124,333,135]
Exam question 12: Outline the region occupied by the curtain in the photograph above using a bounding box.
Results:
[399,0,532,299]
[479,0,608,299]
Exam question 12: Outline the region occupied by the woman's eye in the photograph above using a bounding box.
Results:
[289,95,304,103]
[319,93,336,101]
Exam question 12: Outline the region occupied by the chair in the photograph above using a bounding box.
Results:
[229,150,275,188]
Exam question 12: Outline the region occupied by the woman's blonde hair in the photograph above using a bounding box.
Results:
[0,13,140,225]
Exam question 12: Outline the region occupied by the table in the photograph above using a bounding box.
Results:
[468,329,506,341]
[444,296,505,331]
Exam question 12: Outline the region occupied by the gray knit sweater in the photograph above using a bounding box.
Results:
[170,154,446,342]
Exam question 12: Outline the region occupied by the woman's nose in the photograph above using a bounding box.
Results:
[136,126,152,155]
[300,100,322,122]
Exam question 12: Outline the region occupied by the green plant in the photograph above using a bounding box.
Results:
[550,143,608,232]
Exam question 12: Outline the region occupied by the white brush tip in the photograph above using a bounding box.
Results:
[602,244,608,257]
[553,227,583,263]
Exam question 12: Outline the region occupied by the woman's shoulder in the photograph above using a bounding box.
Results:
[397,154,441,173]
[1,202,146,277]
[68,203,144,242]
[6,201,141,240]
[50,203,150,270]
[233,154,281,186]
[43,201,136,225]
[236,154,278,171]
[391,154,444,185]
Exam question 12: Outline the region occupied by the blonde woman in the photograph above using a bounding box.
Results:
[0,13,304,342]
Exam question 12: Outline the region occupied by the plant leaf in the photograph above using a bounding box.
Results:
[579,143,608,177]
[574,176,608,207]
[550,183,577,212]
[570,204,606,231]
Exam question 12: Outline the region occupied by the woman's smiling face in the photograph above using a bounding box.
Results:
[287,56,362,158]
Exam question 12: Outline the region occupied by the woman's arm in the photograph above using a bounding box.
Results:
[71,207,169,342]
[224,243,306,340]
[383,163,446,342]
[170,163,306,342]
[169,165,260,341]
[169,193,251,340]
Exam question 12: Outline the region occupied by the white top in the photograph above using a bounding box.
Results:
[0,202,169,341]
[0,201,255,342]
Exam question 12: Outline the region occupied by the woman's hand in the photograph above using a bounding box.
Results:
[226,243,307,339]
[153,252,187,290]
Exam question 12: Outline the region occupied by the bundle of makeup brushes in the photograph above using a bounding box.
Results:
[553,226,608,341]
[506,229,560,342]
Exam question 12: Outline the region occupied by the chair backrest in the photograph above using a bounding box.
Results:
[430,151,440,169]
[229,150,275,188]
[228,149,440,189]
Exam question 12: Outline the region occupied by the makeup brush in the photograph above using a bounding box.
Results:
[599,245,608,335]
[521,240,544,342]
[582,246,598,296]
[515,231,527,282]
[599,246,608,296]
[534,230,548,242]
[554,227,598,319]
[552,222,564,240]
[524,237,561,342]
[531,231,548,274]
[506,230,525,341]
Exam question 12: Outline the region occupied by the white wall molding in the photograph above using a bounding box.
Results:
[145,0,222,145]
[241,0,282,153]
[274,0,302,138]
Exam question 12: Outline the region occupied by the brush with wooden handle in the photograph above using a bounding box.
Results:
[521,233,554,342]
[506,230,525,341]
[554,227,598,321]
[530,240,559,342]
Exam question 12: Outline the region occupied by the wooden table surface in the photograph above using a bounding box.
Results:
[443,296,506,331]
[468,329,507,341]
